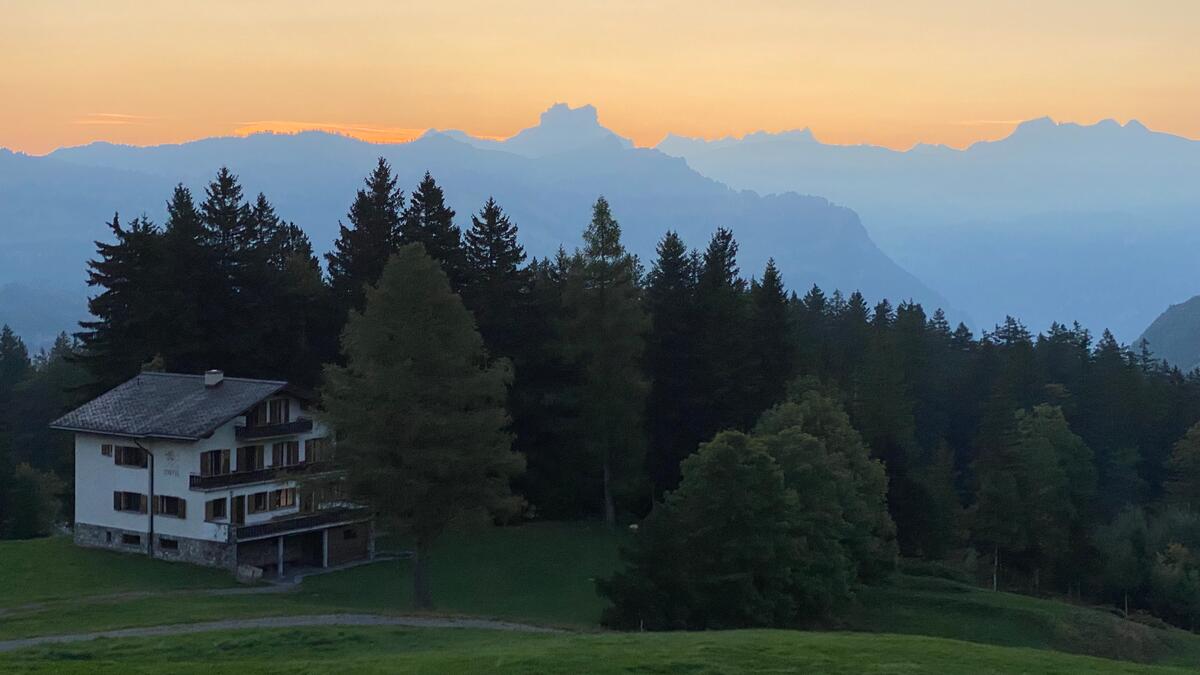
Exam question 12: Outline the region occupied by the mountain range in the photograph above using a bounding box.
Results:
[657,117,1200,341]
[0,104,946,347]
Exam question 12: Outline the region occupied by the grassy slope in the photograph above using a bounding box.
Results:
[0,627,1192,675]
[0,536,236,606]
[845,576,1200,667]
[3,524,1200,668]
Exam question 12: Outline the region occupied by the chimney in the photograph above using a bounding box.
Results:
[204,370,224,387]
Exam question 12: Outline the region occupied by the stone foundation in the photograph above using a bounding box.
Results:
[74,522,235,569]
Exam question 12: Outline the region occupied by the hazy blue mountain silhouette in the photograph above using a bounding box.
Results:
[659,118,1200,340]
[1139,296,1200,373]
[0,105,950,342]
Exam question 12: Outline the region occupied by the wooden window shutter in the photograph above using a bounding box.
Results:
[113,491,121,510]
[150,496,158,514]
[272,443,282,466]
[101,444,113,457]
[179,499,186,519]
[140,494,148,514]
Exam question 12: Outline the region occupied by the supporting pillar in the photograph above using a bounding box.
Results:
[321,528,329,568]
[277,535,285,579]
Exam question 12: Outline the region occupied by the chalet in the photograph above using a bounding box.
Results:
[51,370,372,577]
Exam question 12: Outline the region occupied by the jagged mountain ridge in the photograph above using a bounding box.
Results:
[656,117,1200,340]
[0,104,953,343]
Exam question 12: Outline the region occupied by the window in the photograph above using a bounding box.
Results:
[121,533,141,546]
[101,444,113,457]
[343,527,357,540]
[205,497,227,522]
[248,491,269,514]
[248,402,268,427]
[154,495,186,519]
[272,441,300,467]
[159,537,179,551]
[114,445,148,468]
[270,488,296,510]
[105,531,112,543]
[236,446,264,472]
[200,449,230,476]
[305,437,330,463]
[113,491,147,513]
[269,399,290,424]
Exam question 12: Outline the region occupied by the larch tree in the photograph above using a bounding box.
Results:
[562,197,649,526]
[321,243,524,609]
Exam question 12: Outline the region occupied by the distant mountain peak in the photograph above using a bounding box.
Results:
[538,102,601,129]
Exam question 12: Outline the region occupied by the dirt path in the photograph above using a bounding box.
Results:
[0,613,563,653]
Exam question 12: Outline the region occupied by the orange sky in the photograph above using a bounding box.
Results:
[2,1,1198,155]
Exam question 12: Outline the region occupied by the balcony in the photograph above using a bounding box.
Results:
[235,418,314,441]
[235,506,370,541]
[188,461,334,491]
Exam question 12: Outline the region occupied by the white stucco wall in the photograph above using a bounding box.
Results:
[74,395,329,543]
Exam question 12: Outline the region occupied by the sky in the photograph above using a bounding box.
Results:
[2,0,1198,155]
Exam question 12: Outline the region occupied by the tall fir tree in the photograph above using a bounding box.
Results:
[645,231,701,495]
[400,172,469,292]
[461,197,531,360]
[77,213,166,391]
[694,228,753,435]
[326,158,405,323]
[747,258,794,419]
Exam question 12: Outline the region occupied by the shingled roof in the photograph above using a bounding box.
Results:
[50,372,287,441]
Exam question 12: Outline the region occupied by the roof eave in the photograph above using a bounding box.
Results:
[47,424,203,442]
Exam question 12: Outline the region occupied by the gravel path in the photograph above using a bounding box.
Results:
[0,613,563,653]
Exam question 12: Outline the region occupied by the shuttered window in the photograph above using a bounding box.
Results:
[154,495,186,519]
[272,441,300,467]
[200,449,230,476]
[205,497,227,521]
[113,491,147,513]
[114,446,148,468]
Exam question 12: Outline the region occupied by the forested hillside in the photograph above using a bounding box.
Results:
[4,159,1200,632]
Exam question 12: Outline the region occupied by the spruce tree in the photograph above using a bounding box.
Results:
[747,258,794,418]
[159,185,213,373]
[77,213,166,391]
[645,231,701,495]
[461,197,530,359]
[694,228,753,434]
[327,158,404,322]
[400,172,469,292]
[321,244,524,608]
[562,197,649,526]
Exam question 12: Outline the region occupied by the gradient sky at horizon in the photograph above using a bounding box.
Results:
[3,0,1198,155]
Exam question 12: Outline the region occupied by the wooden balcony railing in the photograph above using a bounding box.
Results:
[188,461,333,490]
[235,417,313,441]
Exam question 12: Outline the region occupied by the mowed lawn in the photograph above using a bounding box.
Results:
[0,535,237,606]
[0,522,623,639]
[0,626,1193,674]
[4,523,1200,669]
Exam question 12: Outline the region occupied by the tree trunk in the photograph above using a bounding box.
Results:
[413,537,434,610]
[1124,592,1129,618]
[603,454,616,528]
[992,546,999,592]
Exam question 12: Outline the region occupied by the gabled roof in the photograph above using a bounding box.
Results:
[50,372,288,441]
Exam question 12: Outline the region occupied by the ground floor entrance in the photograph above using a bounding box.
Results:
[235,520,372,579]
